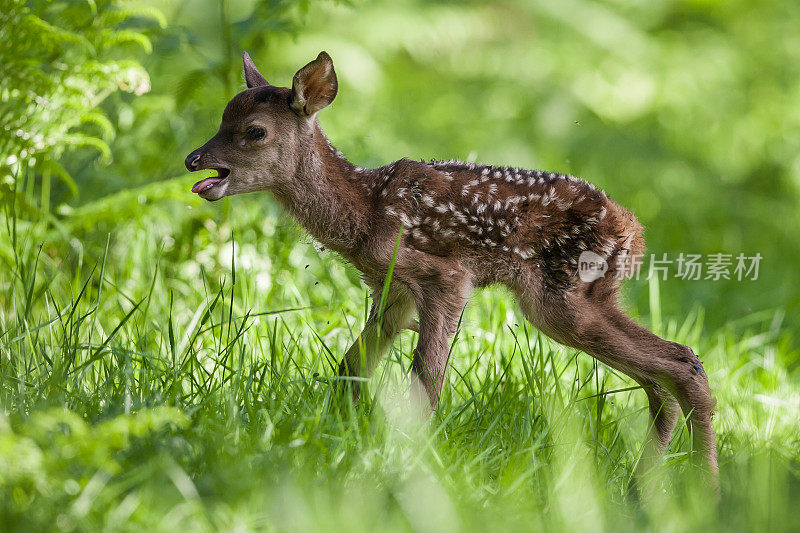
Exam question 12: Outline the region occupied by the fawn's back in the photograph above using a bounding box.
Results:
[356,157,644,290]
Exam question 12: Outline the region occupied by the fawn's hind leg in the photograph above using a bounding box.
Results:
[338,287,416,399]
[518,284,718,483]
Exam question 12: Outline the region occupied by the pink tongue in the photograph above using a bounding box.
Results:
[191,177,221,193]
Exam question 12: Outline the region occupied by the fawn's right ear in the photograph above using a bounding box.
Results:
[243,52,269,88]
[290,51,338,117]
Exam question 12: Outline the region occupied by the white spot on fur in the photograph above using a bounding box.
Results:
[411,229,429,243]
[556,197,573,211]
[515,247,535,259]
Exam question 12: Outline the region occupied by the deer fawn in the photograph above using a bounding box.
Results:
[185,51,718,484]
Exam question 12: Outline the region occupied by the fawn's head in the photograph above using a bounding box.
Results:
[185,51,338,201]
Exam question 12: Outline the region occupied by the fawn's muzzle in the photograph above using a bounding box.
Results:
[185,150,203,171]
[184,147,231,197]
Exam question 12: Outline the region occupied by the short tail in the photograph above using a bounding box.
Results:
[604,205,646,281]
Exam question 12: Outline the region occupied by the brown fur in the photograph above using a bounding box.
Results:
[185,51,718,486]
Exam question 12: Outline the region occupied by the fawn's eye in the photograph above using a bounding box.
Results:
[246,126,266,140]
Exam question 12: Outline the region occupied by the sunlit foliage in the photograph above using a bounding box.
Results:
[0,0,163,203]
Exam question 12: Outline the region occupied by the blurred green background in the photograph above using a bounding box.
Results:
[4,0,799,332]
[2,0,800,529]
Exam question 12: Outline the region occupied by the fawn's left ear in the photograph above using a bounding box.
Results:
[243,52,269,88]
[290,51,338,117]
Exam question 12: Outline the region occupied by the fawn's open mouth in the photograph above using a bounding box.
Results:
[191,168,230,194]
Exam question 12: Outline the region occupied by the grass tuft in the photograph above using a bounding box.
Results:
[1,189,798,531]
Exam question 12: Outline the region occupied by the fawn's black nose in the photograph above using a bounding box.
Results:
[185,150,203,171]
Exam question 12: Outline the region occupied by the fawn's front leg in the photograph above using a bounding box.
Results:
[409,278,471,412]
[338,288,415,400]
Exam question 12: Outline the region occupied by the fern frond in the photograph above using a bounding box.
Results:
[79,111,116,141]
[95,6,167,29]
[99,29,153,54]
[62,134,112,162]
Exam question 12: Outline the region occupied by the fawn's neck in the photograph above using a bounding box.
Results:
[272,123,374,256]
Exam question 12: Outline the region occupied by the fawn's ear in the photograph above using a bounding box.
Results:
[290,51,338,117]
[243,52,269,88]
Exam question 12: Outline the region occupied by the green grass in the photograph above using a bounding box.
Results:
[1,185,799,532]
